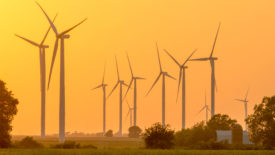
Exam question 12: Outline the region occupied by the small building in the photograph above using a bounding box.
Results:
[216,130,232,144]
[243,131,253,144]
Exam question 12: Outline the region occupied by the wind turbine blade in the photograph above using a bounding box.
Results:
[115,55,120,80]
[107,82,119,98]
[122,82,129,87]
[205,90,207,106]
[166,73,176,80]
[126,52,133,76]
[245,88,249,101]
[156,43,162,72]
[40,13,58,45]
[123,79,133,100]
[198,106,206,115]
[125,110,130,119]
[136,77,145,80]
[15,34,40,47]
[176,68,182,102]
[102,62,106,84]
[163,49,180,67]
[36,2,58,36]
[235,99,245,102]
[39,49,43,92]
[59,18,87,36]
[92,84,102,90]
[47,38,59,89]
[126,100,130,109]
[146,73,161,96]
[189,58,209,61]
[183,49,197,65]
[210,23,221,58]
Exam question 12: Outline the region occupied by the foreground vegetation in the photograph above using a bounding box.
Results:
[0,149,275,155]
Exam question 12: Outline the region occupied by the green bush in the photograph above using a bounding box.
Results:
[143,122,175,149]
[14,136,43,148]
[128,126,142,138]
[105,130,113,137]
[51,141,80,149]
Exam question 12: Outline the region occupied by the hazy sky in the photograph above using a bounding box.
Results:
[1,0,275,135]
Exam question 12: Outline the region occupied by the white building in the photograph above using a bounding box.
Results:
[216,130,232,144]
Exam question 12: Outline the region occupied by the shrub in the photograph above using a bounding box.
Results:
[105,130,113,137]
[51,141,80,149]
[143,122,175,149]
[14,136,43,148]
[128,126,142,138]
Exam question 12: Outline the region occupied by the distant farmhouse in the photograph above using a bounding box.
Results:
[216,130,252,144]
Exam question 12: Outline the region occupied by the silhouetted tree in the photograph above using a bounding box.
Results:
[232,124,243,145]
[0,80,19,148]
[207,114,237,131]
[128,126,142,138]
[246,96,275,147]
[105,130,113,137]
[175,121,214,147]
[143,123,175,149]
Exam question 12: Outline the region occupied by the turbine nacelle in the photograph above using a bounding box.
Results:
[61,35,70,39]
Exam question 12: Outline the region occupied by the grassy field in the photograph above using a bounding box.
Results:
[0,149,275,155]
[8,136,275,155]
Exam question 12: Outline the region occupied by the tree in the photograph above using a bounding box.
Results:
[14,136,43,148]
[0,80,19,148]
[128,126,142,138]
[246,96,275,147]
[143,123,175,149]
[207,114,237,131]
[175,121,214,147]
[105,129,113,137]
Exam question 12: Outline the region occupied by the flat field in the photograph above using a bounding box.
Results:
[4,136,274,155]
[0,149,275,155]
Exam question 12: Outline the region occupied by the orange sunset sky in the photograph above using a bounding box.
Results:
[0,0,275,135]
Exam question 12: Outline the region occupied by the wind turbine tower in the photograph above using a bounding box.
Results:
[15,14,57,138]
[146,43,176,127]
[164,49,197,129]
[37,2,87,142]
[124,52,145,127]
[108,56,128,136]
[190,23,221,117]
[92,64,108,135]
[235,89,249,131]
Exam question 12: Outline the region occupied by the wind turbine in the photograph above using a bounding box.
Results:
[37,2,87,142]
[124,52,145,127]
[125,100,134,127]
[235,89,249,131]
[15,14,57,138]
[108,56,128,136]
[92,64,108,135]
[164,49,197,129]
[146,43,176,127]
[198,91,210,122]
[190,23,221,117]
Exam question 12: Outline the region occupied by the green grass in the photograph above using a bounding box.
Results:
[0,149,275,155]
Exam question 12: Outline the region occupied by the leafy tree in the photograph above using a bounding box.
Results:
[0,80,19,148]
[175,121,214,147]
[207,114,237,131]
[143,122,175,149]
[128,126,142,138]
[105,129,113,137]
[246,96,275,147]
[175,114,238,148]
